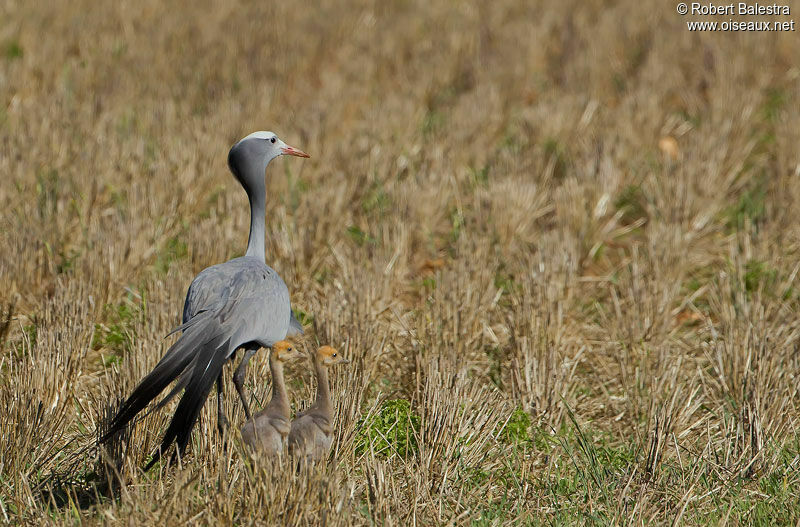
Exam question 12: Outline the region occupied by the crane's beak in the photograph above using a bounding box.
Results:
[281,145,310,158]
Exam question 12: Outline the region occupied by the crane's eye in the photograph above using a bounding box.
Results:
[270,137,276,144]
[332,353,337,357]
[288,347,293,351]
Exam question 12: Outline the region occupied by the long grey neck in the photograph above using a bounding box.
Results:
[245,186,266,261]
[228,144,270,262]
[266,356,290,419]
[312,355,332,416]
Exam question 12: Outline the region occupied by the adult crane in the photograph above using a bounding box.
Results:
[100,131,309,469]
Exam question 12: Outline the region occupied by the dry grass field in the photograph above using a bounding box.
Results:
[2,0,800,524]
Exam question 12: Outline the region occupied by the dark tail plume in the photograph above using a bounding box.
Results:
[144,336,231,470]
[100,312,214,443]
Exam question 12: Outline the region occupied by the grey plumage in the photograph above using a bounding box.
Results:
[288,310,304,336]
[150,279,303,416]
[100,131,309,467]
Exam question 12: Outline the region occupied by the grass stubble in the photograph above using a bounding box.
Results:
[1,0,800,524]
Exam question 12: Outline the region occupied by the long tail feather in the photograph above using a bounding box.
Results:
[165,308,212,338]
[150,369,192,412]
[144,336,231,470]
[99,313,214,443]
[146,311,218,414]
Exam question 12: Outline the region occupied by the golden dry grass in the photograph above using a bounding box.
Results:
[2,0,800,524]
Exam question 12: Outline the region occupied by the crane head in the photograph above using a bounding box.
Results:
[239,131,309,159]
[228,131,309,188]
[271,340,303,362]
[316,345,350,367]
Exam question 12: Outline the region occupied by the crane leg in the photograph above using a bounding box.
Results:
[232,345,258,420]
[216,372,228,437]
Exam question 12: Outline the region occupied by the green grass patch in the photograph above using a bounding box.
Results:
[361,181,391,216]
[494,267,518,295]
[154,236,188,274]
[724,176,767,231]
[729,259,793,301]
[5,40,22,60]
[501,407,532,444]
[471,496,529,526]
[419,276,437,292]
[292,308,314,327]
[469,165,490,189]
[56,247,80,274]
[545,408,636,520]
[313,266,331,285]
[448,208,465,247]
[744,259,778,295]
[346,225,377,247]
[355,398,420,458]
[761,87,786,124]
[422,110,444,137]
[614,184,647,224]
[92,292,145,363]
[690,473,800,525]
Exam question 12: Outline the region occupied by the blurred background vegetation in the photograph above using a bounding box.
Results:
[1,0,799,524]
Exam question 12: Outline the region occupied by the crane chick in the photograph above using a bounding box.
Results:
[288,346,350,462]
[240,340,303,456]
